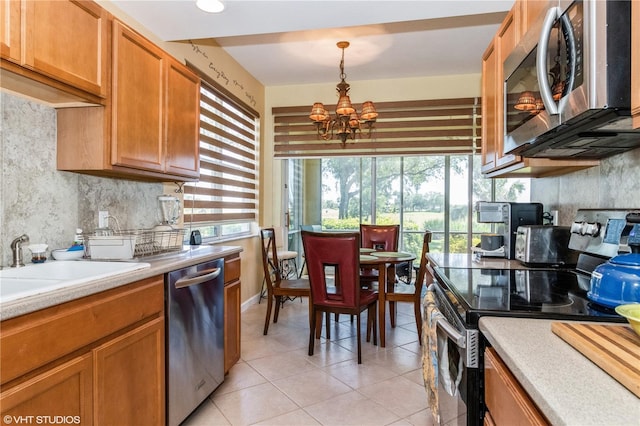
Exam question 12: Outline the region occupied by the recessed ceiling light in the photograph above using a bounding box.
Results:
[196,0,225,13]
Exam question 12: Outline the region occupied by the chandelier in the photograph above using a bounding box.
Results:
[309,41,378,144]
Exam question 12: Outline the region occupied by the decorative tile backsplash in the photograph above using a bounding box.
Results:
[531,146,640,225]
[1,93,163,266]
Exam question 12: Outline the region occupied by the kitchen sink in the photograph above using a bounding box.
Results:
[0,260,151,303]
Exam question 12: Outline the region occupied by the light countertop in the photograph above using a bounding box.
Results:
[0,244,242,321]
[479,316,640,426]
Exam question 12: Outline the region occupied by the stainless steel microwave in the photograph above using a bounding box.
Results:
[503,0,640,159]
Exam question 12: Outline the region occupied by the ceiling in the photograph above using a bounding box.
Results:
[110,0,514,87]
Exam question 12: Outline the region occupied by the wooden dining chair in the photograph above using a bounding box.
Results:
[359,224,400,288]
[385,230,433,343]
[301,230,378,364]
[260,228,311,335]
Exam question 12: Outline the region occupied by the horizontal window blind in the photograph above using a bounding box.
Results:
[273,97,481,158]
[184,79,258,225]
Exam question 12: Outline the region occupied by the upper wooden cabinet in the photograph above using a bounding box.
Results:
[632,0,640,128]
[57,19,200,181]
[0,0,108,104]
[517,0,555,38]
[480,1,599,178]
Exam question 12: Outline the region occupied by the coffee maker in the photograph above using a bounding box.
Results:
[476,201,544,259]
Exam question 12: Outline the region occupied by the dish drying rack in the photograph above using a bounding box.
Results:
[84,217,185,259]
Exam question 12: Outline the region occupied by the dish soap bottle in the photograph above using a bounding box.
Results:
[69,228,84,251]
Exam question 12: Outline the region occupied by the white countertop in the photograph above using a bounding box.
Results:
[479,317,640,426]
[0,244,242,321]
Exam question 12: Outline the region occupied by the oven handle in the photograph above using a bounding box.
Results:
[435,316,466,349]
[175,267,221,288]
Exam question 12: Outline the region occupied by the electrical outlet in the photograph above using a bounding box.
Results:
[98,211,109,228]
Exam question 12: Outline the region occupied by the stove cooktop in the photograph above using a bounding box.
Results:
[435,267,625,325]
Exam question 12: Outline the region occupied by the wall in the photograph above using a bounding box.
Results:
[531,147,640,225]
[263,73,483,227]
[0,92,162,266]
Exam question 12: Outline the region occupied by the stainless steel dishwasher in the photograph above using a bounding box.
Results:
[166,258,224,426]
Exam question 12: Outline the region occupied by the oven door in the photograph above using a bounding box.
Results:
[425,284,482,426]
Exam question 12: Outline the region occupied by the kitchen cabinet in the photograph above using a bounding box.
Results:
[633,0,640,128]
[481,8,518,173]
[224,253,242,373]
[480,2,599,178]
[516,0,554,38]
[0,0,108,105]
[57,18,200,181]
[0,276,165,424]
[484,347,548,426]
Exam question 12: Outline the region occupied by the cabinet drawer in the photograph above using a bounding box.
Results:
[224,254,241,284]
[0,276,164,385]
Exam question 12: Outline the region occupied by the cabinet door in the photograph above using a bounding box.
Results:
[165,57,200,178]
[111,20,165,173]
[518,0,553,37]
[224,279,241,373]
[23,0,108,97]
[94,317,165,425]
[495,8,520,169]
[0,0,20,62]
[485,348,548,425]
[481,38,498,172]
[0,354,93,424]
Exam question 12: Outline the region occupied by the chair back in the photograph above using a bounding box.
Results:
[414,231,433,295]
[360,224,400,251]
[260,228,281,289]
[301,231,361,309]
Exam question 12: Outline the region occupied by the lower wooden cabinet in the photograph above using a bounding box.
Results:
[484,347,548,425]
[0,276,165,425]
[224,253,242,373]
[0,354,93,423]
[94,317,164,425]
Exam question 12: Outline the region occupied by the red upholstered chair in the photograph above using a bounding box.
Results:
[260,228,311,335]
[301,230,378,364]
[359,224,400,288]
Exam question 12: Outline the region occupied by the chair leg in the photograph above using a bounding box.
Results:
[325,311,331,340]
[263,294,273,335]
[309,307,316,356]
[356,312,362,364]
[414,299,423,344]
[371,304,378,346]
[275,296,284,323]
[389,300,397,328]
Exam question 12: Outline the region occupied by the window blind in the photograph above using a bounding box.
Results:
[272,97,481,158]
[184,77,259,226]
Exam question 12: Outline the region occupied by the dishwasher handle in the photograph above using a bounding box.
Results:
[175,267,221,289]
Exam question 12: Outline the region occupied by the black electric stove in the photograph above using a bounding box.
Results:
[433,267,625,327]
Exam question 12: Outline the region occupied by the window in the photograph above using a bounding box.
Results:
[289,155,531,260]
[183,79,259,241]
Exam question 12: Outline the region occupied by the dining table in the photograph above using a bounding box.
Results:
[359,249,416,348]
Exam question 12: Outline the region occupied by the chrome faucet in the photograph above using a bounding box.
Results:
[10,234,30,267]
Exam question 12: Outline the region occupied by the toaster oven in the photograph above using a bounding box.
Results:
[515,225,579,266]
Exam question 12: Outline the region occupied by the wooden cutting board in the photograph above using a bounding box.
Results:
[551,322,640,398]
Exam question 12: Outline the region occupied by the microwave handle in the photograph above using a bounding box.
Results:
[537,6,561,115]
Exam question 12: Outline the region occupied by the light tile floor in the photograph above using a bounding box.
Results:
[182,297,437,426]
